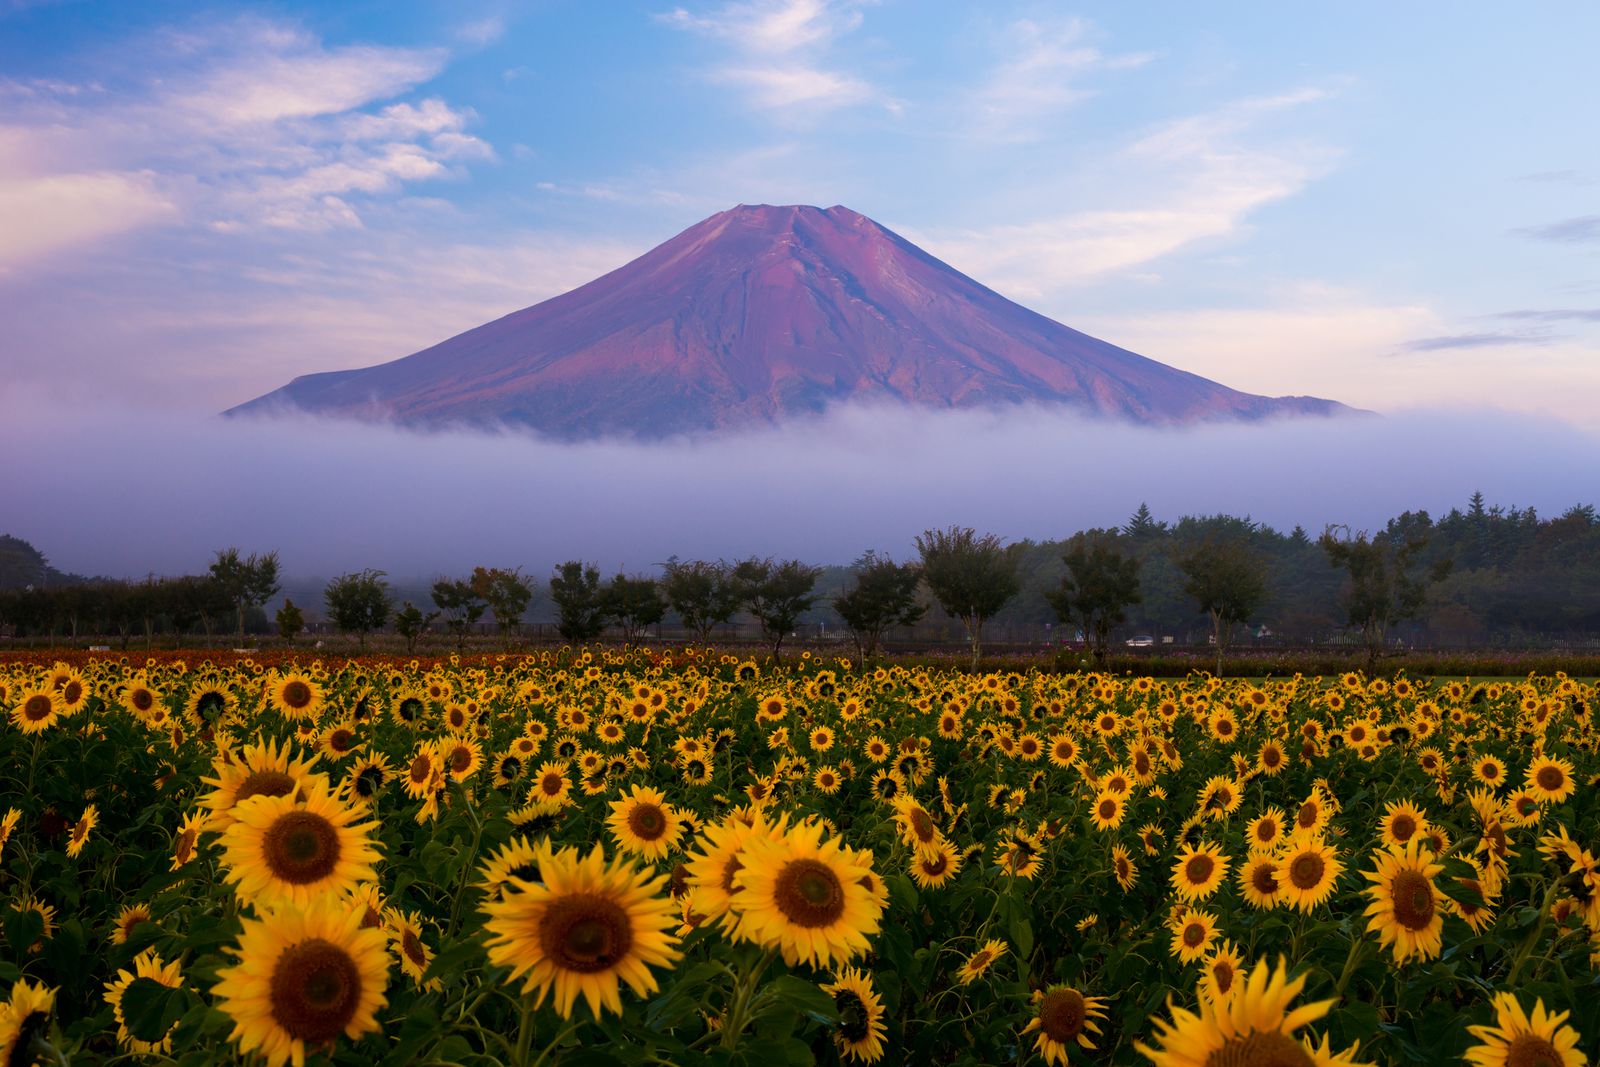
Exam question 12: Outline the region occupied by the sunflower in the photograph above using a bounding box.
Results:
[731,819,886,968]
[1136,958,1370,1067]
[199,737,322,830]
[813,765,842,793]
[478,836,552,901]
[481,843,682,1019]
[12,894,57,952]
[1524,756,1577,804]
[526,761,574,812]
[1474,755,1507,788]
[265,671,322,722]
[0,807,19,862]
[1022,985,1108,1066]
[1377,800,1429,847]
[341,755,391,809]
[1276,835,1343,913]
[402,742,444,801]
[0,980,56,1064]
[441,737,484,783]
[1089,790,1127,832]
[112,903,155,946]
[1172,843,1230,902]
[1362,841,1445,963]
[386,909,438,988]
[1239,855,1284,910]
[892,795,943,852]
[11,687,60,733]
[607,785,684,862]
[822,967,887,1064]
[104,948,185,1053]
[220,777,381,910]
[211,895,389,1067]
[319,722,361,762]
[955,938,1008,985]
[1170,907,1219,962]
[1292,789,1331,837]
[172,811,206,871]
[1112,843,1138,890]
[1199,941,1246,1005]
[65,803,97,858]
[1464,992,1586,1067]
[184,683,237,730]
[1247,808,1287,853]
[909,839,962,890]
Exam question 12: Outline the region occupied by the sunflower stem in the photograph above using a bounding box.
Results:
[446,782,485,937]
[1333,934,1368,998]
[719,946,778,1050]
[529,1021,579,1067]
[1505,878,1559,986]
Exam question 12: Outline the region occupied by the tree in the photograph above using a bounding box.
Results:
[275,598,304,645]
[1178,537,1266,676]
[550,561,607,643]
[915,527,1021,668]
[324,570,391,650]
[431,578,487,652]
[1045,534,1141,667]
[471,566,534,645]
[209,548,281,644]
[833,551,925,660]
[661,558,742,643]
[394,601,438,654]
[1320,524,1453,671]
[730,557,822,661]
[602,574,666,646]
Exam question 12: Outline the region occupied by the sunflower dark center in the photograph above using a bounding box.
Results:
[1390,814,1417,841]
[331,730,355,751]
[1212,958,1235,991]
[398,698,421,721]
[1098,799,1118,820]
[282,682,312,709]
[774,858,846,927]
[721,855,744,894]
[197,691,226,718]
[922,852,949,876]
[1391,869,1435,929]
[539,894,632,973]
[1183,922,1206,947]
[1038,988,1087,1042]
[269,938,362,1043]
[1256,821,1278,843]
[1186,855,1215,884]
[23,694,53,721]
[1296,803,1319,828]
[401,929,426,966]
[1203,1030,1314,1067]
[540,773,563,795]
[1536,765,1564,791]
[408,755,432,784]
[450,747,472,773]
[1503,1033,1564,1067]
[62,681,83,704]
[909,808,936,842]
[132,689,154,711]
[263,811,341,884]
[237,770,296,803]
[1288,853,1325,890]
[834,989,870,1041]
[1252,862,1280,895]
[628,804,668,840]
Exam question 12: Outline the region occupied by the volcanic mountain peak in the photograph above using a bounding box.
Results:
[229,203,1351,437]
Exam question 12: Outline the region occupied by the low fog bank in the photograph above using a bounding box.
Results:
[3,398,1596,579]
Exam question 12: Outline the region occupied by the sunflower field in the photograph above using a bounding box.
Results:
[1,651,1596,1066]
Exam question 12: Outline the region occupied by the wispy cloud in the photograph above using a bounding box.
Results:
[1518,169,1595,186]
[1401,332,1557,352]
[658,0,888,113]
[915,88,1336,295]
[1516,215,1600,243]
[0,15,491,252]
[1495,307,1600,322]
[969,17,1151,142]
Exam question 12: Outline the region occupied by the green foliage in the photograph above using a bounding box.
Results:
[470,566,534,641]
[1178,535,1266,676]
[730,557,822,660]
[393,600,438,654]
[833,551,925,660]
[323,569,392,649]
[661,558,743,642]
[431,578,488,652]
[914,526,1021,666]
[550,560,607,642]
[274,597,303,644]
[207,547,280,642]
[602,574,667,646]
[1045,532,1141,666]
[1321,523,1453,668]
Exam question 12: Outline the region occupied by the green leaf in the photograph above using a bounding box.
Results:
[764,975,838,1022]
[119,976,189,1044]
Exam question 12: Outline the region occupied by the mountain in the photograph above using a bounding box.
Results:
[228,204,1352,437]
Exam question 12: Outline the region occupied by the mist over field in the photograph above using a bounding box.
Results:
[3,398,1596,581]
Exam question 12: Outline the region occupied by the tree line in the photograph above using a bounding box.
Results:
[2,494,1595,661]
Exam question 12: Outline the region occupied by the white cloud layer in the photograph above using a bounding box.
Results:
[5,398,1595,580]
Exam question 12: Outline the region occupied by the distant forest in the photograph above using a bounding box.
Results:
[3,493,1598,648]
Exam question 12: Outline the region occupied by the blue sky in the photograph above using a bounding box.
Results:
[3,1,1598,423]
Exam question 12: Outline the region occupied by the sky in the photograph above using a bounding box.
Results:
[2,1,1598,576]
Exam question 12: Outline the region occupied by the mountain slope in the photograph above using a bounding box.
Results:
[228,204,1351,437]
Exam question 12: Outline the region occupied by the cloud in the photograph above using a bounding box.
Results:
[0,169,175,269]
[659,0,889,113]
[0,15,487,250]
[969,17,1152,142]
[5,398,1596,580]
[1518,170,1595,186]
[1401,332,1557,352]
[456,15,507,47]
[914,89,1336,295]
[1495,307,1600,322]
[1516,215,1600,243]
